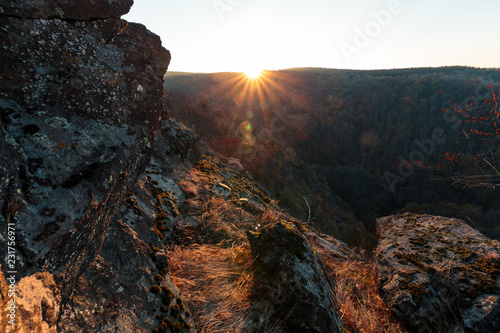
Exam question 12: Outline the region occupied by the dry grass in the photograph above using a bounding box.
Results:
[179,196,287,246]
[168,242,285,333]
[168,243,254,332]
[168,189,289,332]
[323,256,404,333]
[197,197,255,244]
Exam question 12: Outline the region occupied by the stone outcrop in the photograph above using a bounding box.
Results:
[51,116,200,332]
[0,0,170,331]
[376,213,500,332]
[247,221,344,333]
[0,0,133,20]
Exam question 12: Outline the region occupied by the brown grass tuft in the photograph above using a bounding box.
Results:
[322,255,404,333]
[171,166,403,331]
[168,243,254,332]
[197,197,255,244]
[178,196,287,246]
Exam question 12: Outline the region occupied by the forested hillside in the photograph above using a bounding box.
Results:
[164,67,500,242]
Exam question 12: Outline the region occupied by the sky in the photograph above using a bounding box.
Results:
[123,0,500,73]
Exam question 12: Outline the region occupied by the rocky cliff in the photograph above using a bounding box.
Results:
[0,0,170,331]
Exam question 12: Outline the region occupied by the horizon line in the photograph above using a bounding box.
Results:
[165,65,500,76]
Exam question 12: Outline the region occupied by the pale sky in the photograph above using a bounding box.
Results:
[123,0,500,73]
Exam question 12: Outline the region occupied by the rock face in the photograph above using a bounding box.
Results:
[376,213,500,332]
[55,118,200,332]
[51,116,200,332]
[1,0,134,20]
[247,221,344,333]
[0,0,171,331]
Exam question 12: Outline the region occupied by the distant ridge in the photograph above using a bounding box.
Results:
[164,71,208,77]
[281,66,500,76]
[165,71,245,77]
[165,66,500,79]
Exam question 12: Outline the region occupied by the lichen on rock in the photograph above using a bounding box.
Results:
[376,213,500,332]
[247,220,344,333]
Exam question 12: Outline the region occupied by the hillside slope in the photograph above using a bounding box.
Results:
[164,68,500,240]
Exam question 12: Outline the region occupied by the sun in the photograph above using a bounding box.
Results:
[245,69,263,79]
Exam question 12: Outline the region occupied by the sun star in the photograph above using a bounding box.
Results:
[245,69,262,79]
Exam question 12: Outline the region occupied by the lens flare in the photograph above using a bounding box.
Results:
[245,69,262,79]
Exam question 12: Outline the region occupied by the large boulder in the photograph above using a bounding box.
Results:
[0,0,170,329]
[247,221,344,333]
[376,213,500,332]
